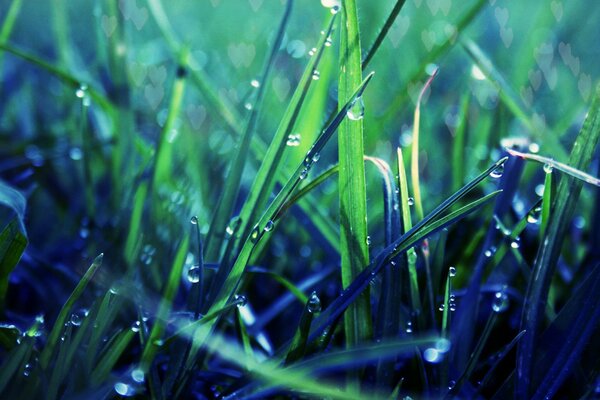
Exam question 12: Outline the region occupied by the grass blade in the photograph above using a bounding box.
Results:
[185,72,376,370]
[40,253,103,369]
[140,234,190,372]
[339,0,371,348]
[203,1,293,260]
[516,84,600,399]
[361,0,407,69]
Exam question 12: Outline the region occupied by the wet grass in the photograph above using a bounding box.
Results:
[1,0,600,399]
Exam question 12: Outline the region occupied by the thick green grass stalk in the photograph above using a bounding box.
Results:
[516,84,600,399]
[339,0,372,347]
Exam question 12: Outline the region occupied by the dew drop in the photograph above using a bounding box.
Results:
[347,97,365,121]
[510,240,520,249]
[435,338,451,353]
[490,164,504,179]
[492,292,509,313]
[449,266,457,277]
[244,102,253,110]
[406,321,413,333]
[407,197,415,206]
[312,152,321,163]
[235,294,248,307]
[527,208,541,224]
[366,236,372,246]
[70,313,82,326]
[448,380,456,390]
[131,368,145,383]
[439,304,445,312]
[250,226,260,243]
[23,363,32,377]
[131,321,141,333]
[114,382,134,396]
[423,347,442,363]
[75,84,88,98]
[264,220,274,232]
[286,133,301,147]
[543,163,553,174]
[330,5,340,14]
[325,36,333,47]
[312,69,321,80]
[308,47,317,56]
[187,265,201,283]
[299,168,309,180]
[307,291,322,313]
[190,216,198,225]
[69,147,83,160]
[250,79,260,88]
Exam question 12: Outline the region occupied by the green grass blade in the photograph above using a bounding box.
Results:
[124,181,149,268]
[516,84,600,399]
[506,148,600,187]
[540,167,552,239]
[284,292,321,365]
[381,0,486,123]
[307,158,506,342]
[185,72,376,370]
[339,0,371,348]
[361,0,407,69]
[140,234,190,372]
[461,40,568,160]
[397,147,421,320]
[91,328,136,385]
[452,92,470,191]
[40,253,103,369]
[411,67,438,221]
[0,0,23,94]
[203,1,292,260]
[0,337,33,394]
[151,50,189,189]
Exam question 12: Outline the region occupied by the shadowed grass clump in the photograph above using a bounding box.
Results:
[1,0,599,399]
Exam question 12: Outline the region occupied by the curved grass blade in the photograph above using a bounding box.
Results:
[361,0,407,69]
[140,234,190,372]
[91,328,136,385]
[185,72,376,370]
[306,158,507,343]
[506,148,600,187]
[0,43,113,112]
[516,84,600,399]
[284,292,321,365]
[206,14,338,303]
[382,0,486,123]
[339,0,371,348]
[411,67,438,221]
[203,1,293,260]
[461,40,567,159]
[151,49,189,189]
[40,253,103,369]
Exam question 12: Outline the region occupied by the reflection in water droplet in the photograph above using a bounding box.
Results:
[131,368,145,383]
[264,220,274,232]
[347,96,365,121]
[490,164,504,179]
[187,265,201,283]
[311,69,320,80]
[307,291,322,313]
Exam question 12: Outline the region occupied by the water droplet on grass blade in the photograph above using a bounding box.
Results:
[299,168,309,180]
[423,348,442,363]
[449,266,456,277]
[307,291,322,313]
[190,216,198,225]
[114,382,134,396]
[407,197,414,206]
[187,265,201,283]
[131,368,145,383]
[235,295,248,307]
[70,313,82,326]
[492,292,509,313]
[264,220,274,232]
[286,133,301,146]
[325,36,333,47]
[490,164,504,178]
[543,163,553,174]
[347,97,365,120]
[250,79,260,88]
[311,69,320,80]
